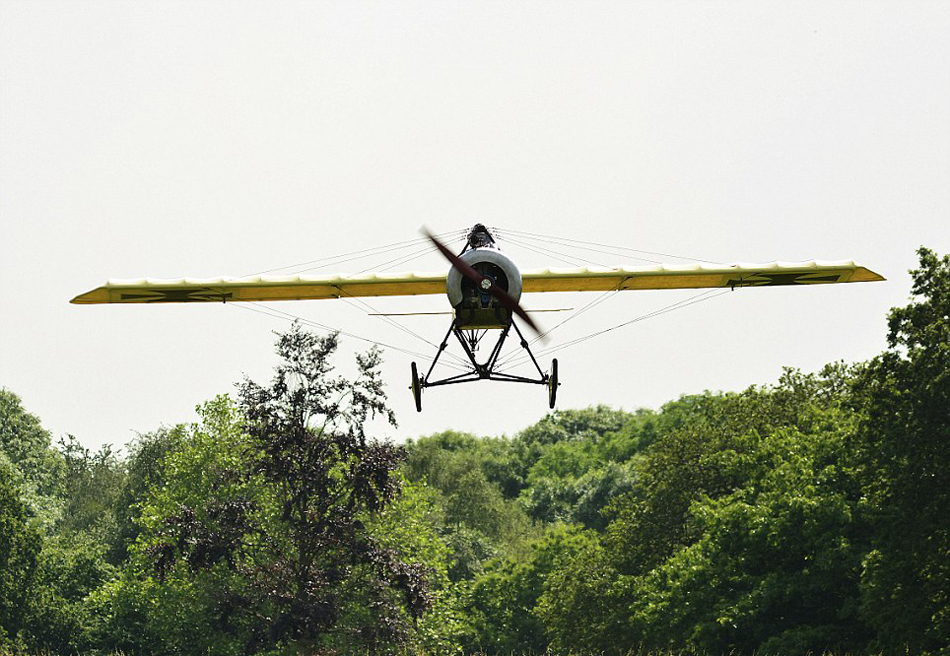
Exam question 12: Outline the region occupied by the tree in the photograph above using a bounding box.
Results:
[538,366,877,655]
[463,525,596,654]
[56,435,125,539]
[0,456,41,647]
[137,325,431,653]
[404,431,535,581]
[622,424,871,654]
[511,406,633,494]
[23,532,115,654]
[0,389,64,527]
[109,425,188,564]
[855,247,950,653]
[537,536,621,654]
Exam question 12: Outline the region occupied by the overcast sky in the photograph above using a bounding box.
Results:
[2,1,947,452]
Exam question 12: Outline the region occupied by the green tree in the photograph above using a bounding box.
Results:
[537,537,621,653]
[855,247,950,653]
[539,366,876,654]
[571,461,636,531]
[91,401,251,656]
[115,326,431,654]
[624,423,871,654]
[603,391,761,576]
[0,389,64,527]
[109,425,187,564]
[56,435,125,539]
[23,532,115,654]
[0,456,42,647]
[405,431,535,581]
[463,525,596,654]
[604,372,855,578]
[511,406,633,492]
[366,479,467,654]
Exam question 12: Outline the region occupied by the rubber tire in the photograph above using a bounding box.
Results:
[411,362,423,413]
[548,358,559,409]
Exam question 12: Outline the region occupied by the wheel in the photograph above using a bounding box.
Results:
[547,358,559,409]
[411,362,423,412]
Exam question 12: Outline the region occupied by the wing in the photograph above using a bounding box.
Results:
[521,260,885,293]
[71,260,884,305]
[70,271,448,304]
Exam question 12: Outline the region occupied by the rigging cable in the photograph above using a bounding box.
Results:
[242,230,457,277]
[498,227,727,264]
[337,291,472,368]
[346,242,442,277]
[490,226,730,369]
[336,238,473,367]
[498,287,732,371]
[235,230,478,375]
[494,284,623,368]
[229,302,471,373]
[501,235,612,268]
[492,231,623,366]
[496,230,661,265]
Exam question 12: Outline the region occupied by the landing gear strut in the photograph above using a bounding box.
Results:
[409,319,558,412]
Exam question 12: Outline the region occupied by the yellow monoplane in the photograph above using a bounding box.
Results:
[72,224,884,411]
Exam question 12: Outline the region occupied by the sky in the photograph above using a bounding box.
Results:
[1,1,948,453]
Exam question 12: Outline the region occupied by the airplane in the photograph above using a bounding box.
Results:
[71,224,885,412]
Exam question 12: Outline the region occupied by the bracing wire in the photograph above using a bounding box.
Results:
[230,302,471,373]
[346,242,440,278]
[494,284,624,368]
[337,291,472,368]
[232,228,480,378]
[489,226,730,369]
[329,240,472,367]
[498,288,732,371]
[501,235,611,268]
[377,244,442,272]
[498,231,662,265]
[497,227,727,265]
[242,230,458,277]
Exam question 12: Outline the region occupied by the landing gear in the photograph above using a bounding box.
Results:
[410,319,555,411]
[410,361,422,412]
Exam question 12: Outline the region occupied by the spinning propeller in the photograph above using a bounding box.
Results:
[422,227,541,335]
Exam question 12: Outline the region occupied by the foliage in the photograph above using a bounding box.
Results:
[625,425,870,654]
[0,457,41,647]
[1,249,947,656]
[463,525,596,654]
[405,431,537,581]
[853,247,950,653]
[536,537,620,653]
[108,325,431,654]
[56,435,125,539]
[109,425,187,564]
[367,479,469,653]
[0,389,64,527]
[22,532,115,654]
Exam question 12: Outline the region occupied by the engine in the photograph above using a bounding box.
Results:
[445,229,522,329]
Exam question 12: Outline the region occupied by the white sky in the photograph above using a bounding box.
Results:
[1,1,947,452]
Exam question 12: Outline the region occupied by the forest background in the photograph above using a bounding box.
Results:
[1,248,947,655]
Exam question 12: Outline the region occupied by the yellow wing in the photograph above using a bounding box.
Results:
[70,272,449,304]
[521,260,885,293]
[70,260,884,305]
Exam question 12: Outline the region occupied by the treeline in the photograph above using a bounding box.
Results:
[0,248,947,655]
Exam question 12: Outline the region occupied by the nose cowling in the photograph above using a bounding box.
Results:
[446,247,523,314]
